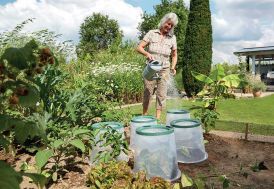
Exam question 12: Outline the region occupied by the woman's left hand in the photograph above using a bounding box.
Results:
[171,68,176,75]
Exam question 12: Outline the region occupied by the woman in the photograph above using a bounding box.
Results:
[136,12,178,119]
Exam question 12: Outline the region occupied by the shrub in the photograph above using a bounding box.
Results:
[182,0,213,97]
[246,74,267,92]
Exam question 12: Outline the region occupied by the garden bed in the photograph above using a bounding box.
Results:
[180,134,274,188]
[1,133,273,188]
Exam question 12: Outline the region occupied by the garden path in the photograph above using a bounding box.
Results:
[233,91,274,98]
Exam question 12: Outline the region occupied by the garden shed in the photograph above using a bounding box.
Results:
[234,46,274,85]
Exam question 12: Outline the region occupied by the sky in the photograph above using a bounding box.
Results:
[0,0,274,63]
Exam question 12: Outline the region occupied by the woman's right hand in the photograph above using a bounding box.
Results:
[145,53,154,61]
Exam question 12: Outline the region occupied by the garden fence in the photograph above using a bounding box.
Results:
[214,120,274,143]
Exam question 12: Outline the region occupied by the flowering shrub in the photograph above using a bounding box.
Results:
[88,62,144,104]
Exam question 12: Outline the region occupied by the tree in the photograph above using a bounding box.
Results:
[182,0,212,97]
[138,0,188,69]
[78,13,123,57]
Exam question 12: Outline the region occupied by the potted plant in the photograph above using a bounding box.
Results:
[244,74,267,97]
[250,80,267,97]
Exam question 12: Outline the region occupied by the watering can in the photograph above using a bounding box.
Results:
[143,60,163,81]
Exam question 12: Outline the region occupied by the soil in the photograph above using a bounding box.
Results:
[1,133,274,189]
[179,134,274,189]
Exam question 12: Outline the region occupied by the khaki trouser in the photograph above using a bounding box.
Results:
[143,68,170,110]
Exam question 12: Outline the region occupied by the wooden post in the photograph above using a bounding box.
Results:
[245,123,249,140]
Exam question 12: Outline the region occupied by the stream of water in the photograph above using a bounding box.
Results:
[166,74,182,109]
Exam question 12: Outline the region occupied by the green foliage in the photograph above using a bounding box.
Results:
[102,107,133,125]
[0,19,74,62]
[63,45,145,105]
[217,62,239,75]
[192,64,241,132]
[192,64,241,108]
[21,172,47,189]
[0,19,133,187]
[181,173,193,187]
[195,109,219,133]
[250,160,268,172]
[93,41,145,64]
[87,161,171,189]
[0,161,22,189]
[0,38,56,188]
[35,149,54,172]
[219,175,230,189]
[138,0,188,70]
[34,60,112,130]
[92,125,128,163]
[90,62,143,104]
[0,40,56,148]
[18,127,93,183]
[78,13,123,57]
[182,0,213,97]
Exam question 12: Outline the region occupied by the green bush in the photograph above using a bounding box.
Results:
[216,62,239,75]
[182,0,213,97]
[78,13,123,57]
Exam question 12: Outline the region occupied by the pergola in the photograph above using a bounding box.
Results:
[234,46,274,75]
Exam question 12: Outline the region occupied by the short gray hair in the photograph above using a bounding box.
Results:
[158,12,178,36]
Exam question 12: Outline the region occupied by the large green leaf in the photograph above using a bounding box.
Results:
[0,39,38,70]
[222,74,241,88]
[209,64,225,81]
[0,114,22,131]
[52,139,64,148]
[192,71,213,84]
[196,89,209,96]
[18,85,40,107]
[0,48,29,70]
[69,139,85,152]
[0,161,22,189]
[14,121,44,144]
[64,91,82,122]
[173,183,180,189]
[181,173,193,187]
[29,112,50,141]
[22,173,47,189]
[72,128,91,137]
[0,135,10,149]
[35,149,54,171]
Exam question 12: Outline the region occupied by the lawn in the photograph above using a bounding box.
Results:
[125,95,274,136]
